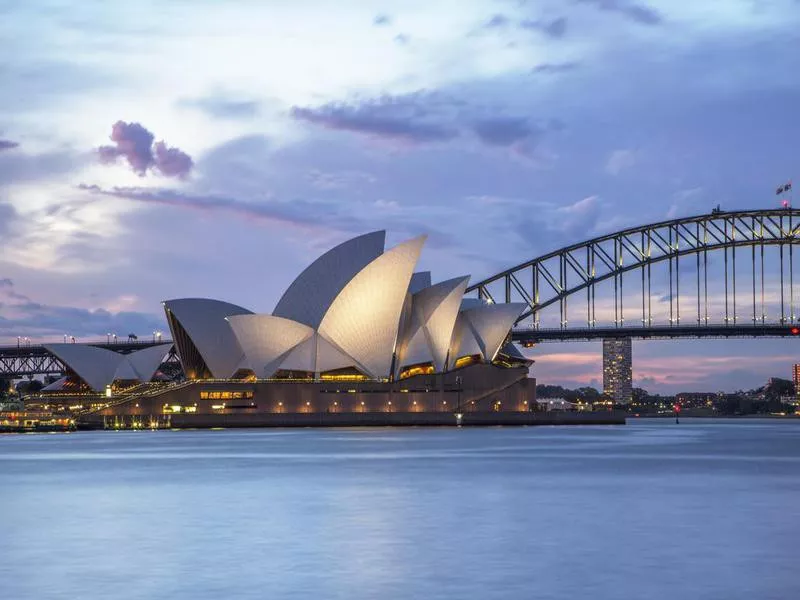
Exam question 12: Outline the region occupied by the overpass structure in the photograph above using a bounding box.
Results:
[0,341,176,378]
[467,208,800,401]
[468,208,800,336]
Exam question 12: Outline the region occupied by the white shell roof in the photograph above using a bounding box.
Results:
[399,276,470,371]
[273,230,386,328]
[226,314,314,378]
[42,376,69,391]
[408,271,432,294]
[448,313,482,363]
[461,303,527,362]
[43,344,170,390]
[127,344,172,380]
[163,298,253,378]
[318,235,426,378]
[44,344,124,391]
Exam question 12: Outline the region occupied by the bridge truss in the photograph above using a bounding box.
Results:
[467,209,800,340]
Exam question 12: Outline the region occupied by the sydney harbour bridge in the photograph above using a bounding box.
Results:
[1,208,799,380]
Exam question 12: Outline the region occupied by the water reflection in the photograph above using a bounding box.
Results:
[1,420,798,599]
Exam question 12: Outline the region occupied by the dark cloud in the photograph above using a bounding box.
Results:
[0,277,165,339]
[520,16,568,38]
[0,140,19,151]
[290,95,460,144]
[97,121,193,178]
[291,92,553,154]
[472,117,541,148]
[373,14,392,26]
[575,0,663,25]
[179,95,261,119]
[531,61,581,74]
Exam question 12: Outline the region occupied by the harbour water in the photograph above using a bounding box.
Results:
[1,419,798,599]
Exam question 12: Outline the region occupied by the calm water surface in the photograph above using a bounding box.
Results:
[1,419,799,599]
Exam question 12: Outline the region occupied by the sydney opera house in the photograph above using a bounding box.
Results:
[45,232,539,427]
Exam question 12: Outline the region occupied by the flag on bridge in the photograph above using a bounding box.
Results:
[776,181,792,195]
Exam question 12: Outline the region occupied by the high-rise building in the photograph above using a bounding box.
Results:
[792,364,800,397]
[603,338,632,404]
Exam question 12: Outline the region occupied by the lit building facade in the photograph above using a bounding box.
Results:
[602,338,632,405]
[45,231,537,425]
[793,364,800,398]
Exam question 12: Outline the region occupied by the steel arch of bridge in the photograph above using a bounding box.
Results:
[466,209,800,334]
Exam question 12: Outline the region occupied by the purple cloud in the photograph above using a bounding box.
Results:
[575,0,662,25]
[97,121,193,178]
[472,117,540,148]
[153,141,193,178]
[291,93,554,155]
[0,139,20,151]
[290,95,460,144]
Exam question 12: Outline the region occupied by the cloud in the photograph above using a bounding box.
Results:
[605,149,637,175]
[75,184,357,232]
[519,17,568,38]
[97,121,193,178]
[0,147,85,186]
[471,117,541,152]
[373,14,392,26]
[394,33,411,45]
[575,0,663,26]
[531,61,580,74]
[179,95,261,119]
[290,94,460,144]
[0,140,19,151]
[0,277,165,340]
[291,92,551,154]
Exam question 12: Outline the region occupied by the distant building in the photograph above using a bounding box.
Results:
[603,338,632,404]
[793,364,800,397]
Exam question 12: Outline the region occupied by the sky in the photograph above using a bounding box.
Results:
[1,0,800,393]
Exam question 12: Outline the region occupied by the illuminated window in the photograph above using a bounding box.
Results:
[398,362,434,379]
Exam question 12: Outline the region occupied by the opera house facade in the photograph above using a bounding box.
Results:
[55,232,537,427]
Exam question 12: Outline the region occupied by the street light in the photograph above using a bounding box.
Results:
[113,333,117,343]
[63,334,67,343]
[17,336,20,348]
[106,332,111,344]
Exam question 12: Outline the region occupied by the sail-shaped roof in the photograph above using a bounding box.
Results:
[127,344,172,380]
[318,235,426,378]
[163,298,252,378]
[44,344,123,391]
[398,276,470,371]
[408,271,432,294]
[226,315,314,378]
[461,303,527,362]
[273,231,386,328]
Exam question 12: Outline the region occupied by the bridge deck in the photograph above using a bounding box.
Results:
[513,324,800,343]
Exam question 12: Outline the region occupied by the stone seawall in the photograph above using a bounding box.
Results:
[78,411,625,429]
